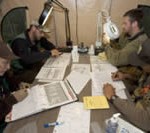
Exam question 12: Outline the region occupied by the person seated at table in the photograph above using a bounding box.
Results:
[103,8,148,67]
[111,40,150,94]
[11,21,61,67]
[103,39,150,132]
[0,44,28,133]
[11,21,62,83]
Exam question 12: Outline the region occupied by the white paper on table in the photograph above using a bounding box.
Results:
[11,85,47,121]
[117,117,145,133]
[91,72,125,92]
[44,53,71,68]
[90,56,109,64]
[66,71,90,94]
[91,64,101,72]
[92,84,127,99]
[91,72,127,99]
[36,67,66,81]
[91,64,118,72]
[53,102,90,133]
[71,64,91,75]
[116,90,127,99]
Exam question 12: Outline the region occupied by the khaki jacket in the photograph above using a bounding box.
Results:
[113,75,150,132]
[105,32,148,66]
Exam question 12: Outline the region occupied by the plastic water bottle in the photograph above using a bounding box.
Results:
[88,44,95,55]
[105,113,120,133]
[71,46,79,62]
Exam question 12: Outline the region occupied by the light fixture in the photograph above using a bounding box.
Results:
[38,0,72,47]
[39,3,53,26]
[103,17,120,40]
[96,10,120,48]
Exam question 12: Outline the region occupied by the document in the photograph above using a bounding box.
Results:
[91,63,118,72]
[44,53,71,68]
[36,67,66,82]
[91,72,125,92]
[90,56,109,64]
[91,72,127,99]
[66,71,91,94]
[71,64,91,74]
[53,102,90,133]
[117,117,145,133]
[8,82,77,122]
[83,96,109,109]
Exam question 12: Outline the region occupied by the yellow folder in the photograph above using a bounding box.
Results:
[83,96,110,109]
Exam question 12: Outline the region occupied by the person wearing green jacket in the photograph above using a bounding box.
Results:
[104,8,148,67]
[103,39,150,132]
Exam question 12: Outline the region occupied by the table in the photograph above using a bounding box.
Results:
[4,54,125,133]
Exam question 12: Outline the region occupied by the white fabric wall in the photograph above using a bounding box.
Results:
[0,0,150,46]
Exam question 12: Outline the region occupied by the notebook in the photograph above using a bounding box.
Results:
[6,81,77,122]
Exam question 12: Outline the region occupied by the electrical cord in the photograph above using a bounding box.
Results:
[75,0,79,44]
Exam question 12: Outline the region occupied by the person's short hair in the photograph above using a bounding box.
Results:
[123,8,143,29]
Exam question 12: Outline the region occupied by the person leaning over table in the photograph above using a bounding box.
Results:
[103,39,150,132]
[103,8,148,67]
[11,21,62,83]
[0,44,28,133]
[11,21,61,66]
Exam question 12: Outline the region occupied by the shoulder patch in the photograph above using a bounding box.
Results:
[137,45,142,55]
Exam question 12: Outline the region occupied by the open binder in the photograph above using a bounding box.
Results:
[7,81,77,122]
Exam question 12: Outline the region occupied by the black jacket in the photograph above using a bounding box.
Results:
[0,75,17,122]
[11,31,56,68]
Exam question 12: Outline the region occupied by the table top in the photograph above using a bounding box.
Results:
[4,54,122,133]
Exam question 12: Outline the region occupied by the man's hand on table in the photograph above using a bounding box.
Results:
[51,49,62,57]
[103,83,116,100]
[111,71,126,81]
[111,71,133,81]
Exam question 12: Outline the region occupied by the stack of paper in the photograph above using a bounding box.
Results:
[90,56,109,64]
[71,64,91,75]
[83,96,109,109]
[91,72,127,99]
[53,102,90,133]
[90,55,118,73]
[117,117,145,133]
[91,63,118,72]
[44,53,71,68]
[36,53,71,82]
[36,67,66,82]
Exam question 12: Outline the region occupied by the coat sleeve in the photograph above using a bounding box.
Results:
[40,37,56,51]
[11,39,50,65]
[0,95,17,121]
[113,98,150,132]
[105,42,138,66]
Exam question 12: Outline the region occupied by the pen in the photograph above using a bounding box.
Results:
[44,122,64,128]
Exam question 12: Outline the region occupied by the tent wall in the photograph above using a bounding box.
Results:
[0,0,150,46]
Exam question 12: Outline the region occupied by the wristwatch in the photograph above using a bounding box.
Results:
[109,95,118,103]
